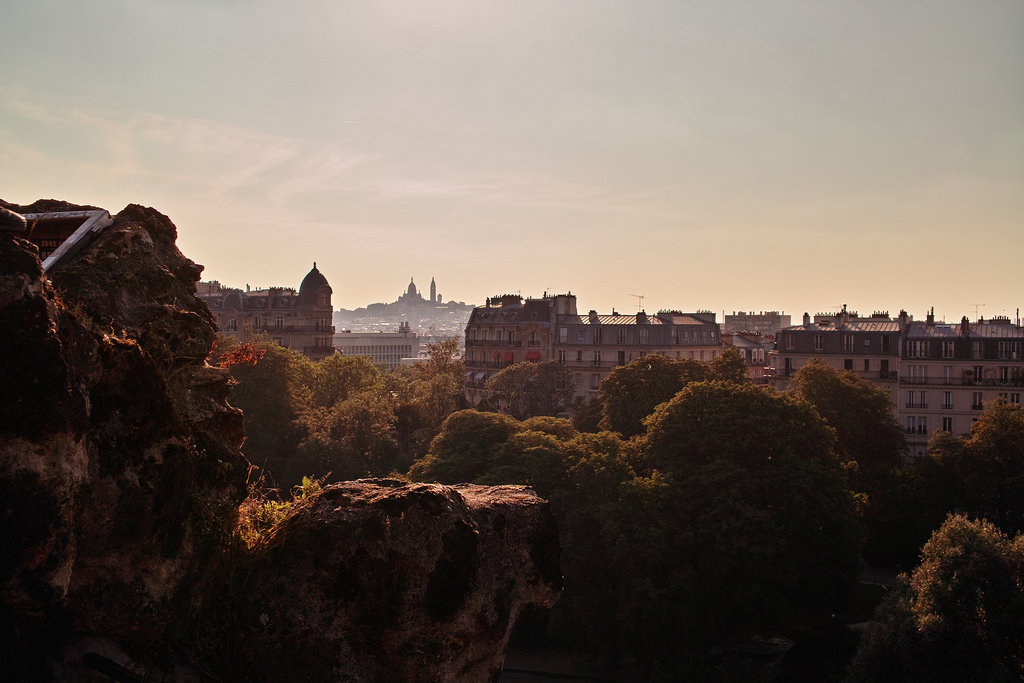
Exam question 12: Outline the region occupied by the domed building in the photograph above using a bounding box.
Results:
[198,263,336,360]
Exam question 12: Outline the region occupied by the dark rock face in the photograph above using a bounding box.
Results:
[0,200,250,648]
[231,480,561,683]
[0,199,561,681]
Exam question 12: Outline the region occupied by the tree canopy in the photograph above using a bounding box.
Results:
[598,348,751,438]
[847,515,1024,683]
[484,360,577,420]
[788,359,905,484]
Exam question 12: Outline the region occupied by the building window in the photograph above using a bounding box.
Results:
[907,341,929,358]
[594,327,603,344]
[590,373,600,390]
[227,318,238,332]
[881,335,891,353]
[844,359,853,370]
[917,416,927,435]
[942,417,953,432]
[973,341,984,359]
[559,327,568,343]
[785,334,794,350]
[942,341,954,359]
[974,365,983,382]
[843,335,853,352]
[944,365,953,383]
[784,358,793,376]
[671,327,678,344]
[639,328,650,344]
[1000,366,1010,383]
[997,341,1021,359]
[577,350,583,362]
[972,392,984,410]
[863,359,870,372]
[575,373,582,386]
[528,332,539,347]
[507,331,515,342]
[1011,393,1021,405]
[906,416,916,433]
[618,350,626,365]
[700,350,705,360]
[880,359,890,375]
[577,329,585,343]
[592,350,602,365]
[813,334,823,351]
[618,328,628,344]
[558,350,566,365]
[942,391,953,409]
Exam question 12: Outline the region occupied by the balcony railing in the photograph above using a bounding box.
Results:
[906,402,929,409]
[465,339,522,348]
[900,377,1024,387]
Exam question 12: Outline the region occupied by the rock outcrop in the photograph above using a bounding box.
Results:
[0,199,561,681]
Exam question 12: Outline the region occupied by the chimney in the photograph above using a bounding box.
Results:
[960,316,970,337]
[926,307,934,326]
[802,312,810,327]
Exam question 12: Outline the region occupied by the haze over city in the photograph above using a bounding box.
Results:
[1,0,1021,321]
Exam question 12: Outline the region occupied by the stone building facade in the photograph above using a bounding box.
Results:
[198,263,336,361]
[334,322,419,369]
[464,293,722,405]
[769,307,1024,457]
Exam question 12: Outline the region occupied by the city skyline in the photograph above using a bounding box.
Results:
[1,1,1021,323]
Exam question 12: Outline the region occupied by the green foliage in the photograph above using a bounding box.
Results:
[407,409,520,483]
[788,359,905,483]
[485,360,577,420]
[847,515,1024,683]
[598,350,751,438]
[217,334,469,488]
[215,334,313,481]
[622,381,863,660]
[787,360,911,563]
[641,381,839,473]
[928,400,1024,534]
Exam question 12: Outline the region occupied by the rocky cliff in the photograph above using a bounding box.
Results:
[0,200,560,682]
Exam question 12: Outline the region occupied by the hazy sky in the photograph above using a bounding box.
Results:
[2,1,1021,322]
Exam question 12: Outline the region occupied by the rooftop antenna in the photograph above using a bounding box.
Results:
[970,303,985,321]
[629,293,644,311]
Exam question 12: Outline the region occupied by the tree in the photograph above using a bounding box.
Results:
[616,381,862,663]
[484,361,576,420]
[599,350,751,438]
[787,359,905,484]
[214,334,313,483]
[407,409,520,484]
[929,399,1024,534]
[847,515,1024,683]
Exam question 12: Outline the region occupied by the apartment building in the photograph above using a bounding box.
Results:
[900,314,1023,456]
[464,293,722,405]
[198,263,336,361]
[334,322,419,368]
[769,307,1023,458]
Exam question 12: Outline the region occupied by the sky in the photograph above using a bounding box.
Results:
[1,0,1021,323]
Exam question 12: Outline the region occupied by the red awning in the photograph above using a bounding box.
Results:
[492,351,500,357]
[504,351,514,361]
[526,351,540,361]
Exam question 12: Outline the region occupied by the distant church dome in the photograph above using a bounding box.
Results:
[407,278,417,297]
[298,262,331,307]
